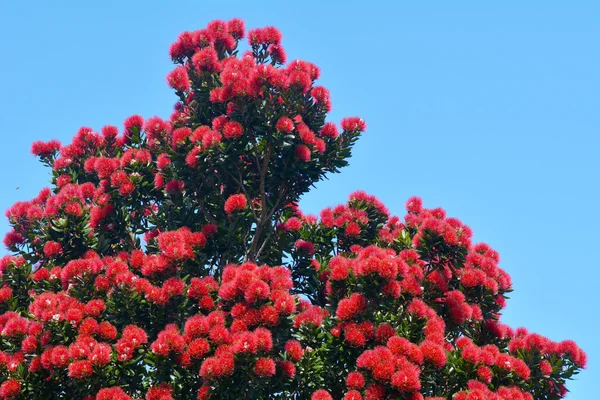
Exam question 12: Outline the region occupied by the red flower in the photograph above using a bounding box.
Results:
[31,139,61,158]
[539,360,552,376]
[96,387,132,400]
[285,340,304,362]
[68,360,93,379]
[311,86,332,111]
[346,371,365,389]
[311,389,333,400]
[0,379,20,398]
[0,287,12,304]
[42,241,62,259]
[122,325,148,346]
[227,18,245,40]
[420,340,447,368]
[90,343,111,366]
[85,299,106,317]
[284,217,303,231]
[244,281,270,304]
[224,194,247,214]
[192,48,220,73]
[391,366,421,392]
[276,117,294,133]
[279,360,296,378]
[341,117,366,132]
[157,153,171,170]
[476,365,493,384]
[254,357,276,377]
[344,325,366,347]
[345,222,361,236]
[101,125,118,139]
[50,345,70,368]
[3,230,25,248]
[167,66,190,92]
[146,384,173,400]
[294,239,315,254]
[336,293,367,321]
[320,122,338,138]
[97,321,117,341]
[344,391,362,400]
[144,116,171,144]
[405,196,423,214]
[294,145,311,162]
[223,121,244,139]
[188,339,210,359]
[165,180,185,195]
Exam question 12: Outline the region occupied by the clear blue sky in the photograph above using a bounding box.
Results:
[0,1,597,397]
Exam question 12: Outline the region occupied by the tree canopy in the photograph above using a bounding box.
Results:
[0,18,586,400]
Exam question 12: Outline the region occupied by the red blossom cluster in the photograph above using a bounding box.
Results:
[270,191,586,399]
[157,227,207,261]
[320,191,389,240]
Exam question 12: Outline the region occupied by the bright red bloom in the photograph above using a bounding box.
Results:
[0,379,20,397]
[420,340,447,368]
[279,360,296,378]
[248,26,282,46]
[85,299,105,317]
[192,48,220,73]
[188,338,210,359]
[96,387,132,400]
[97,321,117,341]
[560,340,587,367]
[68,360,93,379]
[311,390,333,400]
[341,117,366,132]
[391,366,421,392]
[144,116,171,145]
[285,340,304,362]
[276,117,294,133]
[157,227,205,261]
[294,305,325,328]
[254,357,276,377]
[344,391,362,400]
[336,293,367,321]
[124,114,144,134]
[31,139,61,158]
[3,230,25,248]
[99,125,118,140]
[43,241,63,258]
[320,122,338,138]
[476,365,493,384]
[0,287,12,304]
[311,86,332,111]
[295,145,311,161]
[167,66,191,92]
[90,343,111,366]
[539,360,552,376]
[284,217,303,231]
[347,371,366,389]
[146,384,173,400]
[227,18,245,39]
[223,121,244,139]
[224,194,247,214]
[122,325,148,346]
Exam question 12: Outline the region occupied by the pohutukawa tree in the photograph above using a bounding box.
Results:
[0,18,586,400]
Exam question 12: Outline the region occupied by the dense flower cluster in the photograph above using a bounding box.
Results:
[0,18,585,400]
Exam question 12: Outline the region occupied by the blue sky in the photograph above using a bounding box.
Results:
[0,1,597,397]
